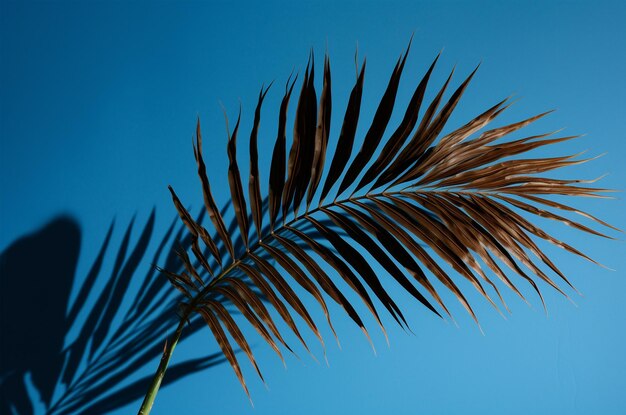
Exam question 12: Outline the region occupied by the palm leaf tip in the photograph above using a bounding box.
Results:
[162,45,617,399]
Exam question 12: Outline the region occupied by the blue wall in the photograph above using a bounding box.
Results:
[1,1,625,414]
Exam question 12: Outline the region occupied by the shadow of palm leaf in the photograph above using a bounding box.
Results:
[0,201,292,415]
[1,217,80,415]
[0,194,344,415]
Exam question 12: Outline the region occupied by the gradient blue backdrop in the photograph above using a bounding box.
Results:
[1,1,625,414]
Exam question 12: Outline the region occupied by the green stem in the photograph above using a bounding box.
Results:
[137,318,186,415]
[137,258,242,415]
[136,190,420,414]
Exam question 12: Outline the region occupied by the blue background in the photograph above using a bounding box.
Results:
[1,1,625,414]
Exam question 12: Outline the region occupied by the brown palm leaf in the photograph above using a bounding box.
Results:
[145,44,617,410]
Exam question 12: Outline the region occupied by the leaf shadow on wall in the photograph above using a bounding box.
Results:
[0,197,343,414]
[0,212,227,415]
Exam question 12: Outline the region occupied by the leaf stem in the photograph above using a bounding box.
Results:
[136,188,433,414]
[137,259,242,415]
[137,317,186,414]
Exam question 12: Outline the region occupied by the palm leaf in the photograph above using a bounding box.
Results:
[161,46,617,403]
[25,201,266,414]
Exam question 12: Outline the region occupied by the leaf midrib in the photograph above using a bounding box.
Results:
[180,187,499,323]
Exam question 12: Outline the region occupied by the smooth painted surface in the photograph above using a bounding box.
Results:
[1,1,625,414]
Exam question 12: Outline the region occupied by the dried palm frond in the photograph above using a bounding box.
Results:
[139,44,617,414]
